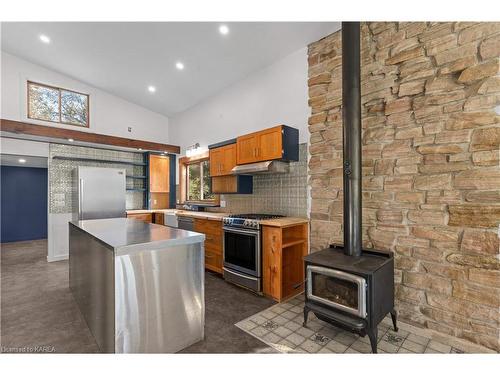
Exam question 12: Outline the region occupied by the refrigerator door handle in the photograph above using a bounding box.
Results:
[79,178,84,220]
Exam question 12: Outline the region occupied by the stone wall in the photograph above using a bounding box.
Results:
[307,22,499,351]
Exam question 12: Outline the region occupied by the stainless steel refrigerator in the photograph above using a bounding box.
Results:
[72,166,126,221]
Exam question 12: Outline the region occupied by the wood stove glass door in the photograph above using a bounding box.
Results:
[307,266,367,318]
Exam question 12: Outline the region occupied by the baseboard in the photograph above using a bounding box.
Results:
[47,254,68,262]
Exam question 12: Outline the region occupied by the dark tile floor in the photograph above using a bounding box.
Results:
[1,239,276,353]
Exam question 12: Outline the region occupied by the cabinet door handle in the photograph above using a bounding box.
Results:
[205,253,215,259]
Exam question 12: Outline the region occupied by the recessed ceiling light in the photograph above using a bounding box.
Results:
[175,62,184,70]
[68,138,74,142]
[147,85,156,93]
[18,158,26,164]
[219,25,229,35]
[39,34,51,44]
[138,148,142,151]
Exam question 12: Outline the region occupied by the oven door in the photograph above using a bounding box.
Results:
[223,226,260,277]
[306,266,367,318]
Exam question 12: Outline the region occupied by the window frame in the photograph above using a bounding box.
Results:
[179,152,219,205]
[27,80,90,128]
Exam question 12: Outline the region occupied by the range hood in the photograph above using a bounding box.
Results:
[231,160,289,175]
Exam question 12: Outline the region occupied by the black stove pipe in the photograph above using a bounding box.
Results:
[342,22,362,257]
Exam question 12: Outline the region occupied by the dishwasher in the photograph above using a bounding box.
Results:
[177,216,195,231]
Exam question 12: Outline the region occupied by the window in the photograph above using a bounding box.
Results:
[27,81,89,127]
[187,160,215,202]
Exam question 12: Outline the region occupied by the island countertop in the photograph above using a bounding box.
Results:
[70,218,205,255]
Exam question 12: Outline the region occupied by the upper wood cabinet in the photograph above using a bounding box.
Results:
[149,154,170,193]
[209,143,237,177]
[236,125,299,165]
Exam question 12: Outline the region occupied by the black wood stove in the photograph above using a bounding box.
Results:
[303,22,397,353]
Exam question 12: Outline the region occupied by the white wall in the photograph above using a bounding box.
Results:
[169,47,309,155]
[1,52,171,262]
[1,52,170,143]
[0,137,49,157]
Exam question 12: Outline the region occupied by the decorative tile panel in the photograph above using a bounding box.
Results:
[49,144,145,213]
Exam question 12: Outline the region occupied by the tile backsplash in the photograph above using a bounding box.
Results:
[211,143,308,217]
[49,144,145,213]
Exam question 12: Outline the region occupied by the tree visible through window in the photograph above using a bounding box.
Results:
[187,160,214,202]
[28,81,89,127]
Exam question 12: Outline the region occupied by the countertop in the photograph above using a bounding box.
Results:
[126,209,308,225]
[70,218,205,255]
[175,211,226,221]
[126,209,178,214]
[259,217,309,227]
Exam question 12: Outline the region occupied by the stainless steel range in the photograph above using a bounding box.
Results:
[222,214,283,292]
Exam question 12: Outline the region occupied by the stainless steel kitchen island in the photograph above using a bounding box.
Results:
[68,218,205,353]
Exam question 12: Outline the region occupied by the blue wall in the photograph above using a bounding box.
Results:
[1,166,48,243]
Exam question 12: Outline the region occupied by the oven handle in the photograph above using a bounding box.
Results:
[223,226,260,236]
[223,267,259,281]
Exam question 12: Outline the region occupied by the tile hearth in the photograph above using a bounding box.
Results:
[236,294,483,354]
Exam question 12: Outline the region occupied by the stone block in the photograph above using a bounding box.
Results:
[411,226,460,242]
[434,129,471,144]
[461,229,499,255]
[439,55,478,75]
[454,168,500,189]
[472,150,500,166]
[385,97,412,115]
[470,127,500,151]
[395,192,425,203]
[445,111,498,130]
[417,144,466,154]
[377,209,403,223]
[384,175,413,191]
[434,43,477,66]
[386,47,424,65]
[382,140,412,157]
[308,73,331,86]
[447,253,499,270]
[452,280,499,307]
[468,269,500,285]
[374,159,395,175]
[477,76,500,95]
[398,80,425,97]
[465,190,500,203]
[407,210,448,225]
[479,34,500,60]
[404,272,452,294]
[418,162,470,174]
[458,59,499,83]
[458,22,500,45]
[448,205,500,228]
[414,174,452,190]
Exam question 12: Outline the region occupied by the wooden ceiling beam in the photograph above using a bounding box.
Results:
[0,119,180,154]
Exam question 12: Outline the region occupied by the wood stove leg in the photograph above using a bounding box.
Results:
[303,307,310,328]
[367,327,378,354]
[390,309,399,332]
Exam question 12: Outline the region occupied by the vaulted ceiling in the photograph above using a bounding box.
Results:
[2,22,340,117]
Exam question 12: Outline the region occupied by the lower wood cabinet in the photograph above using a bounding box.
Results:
[126,212,152,223]
[153,212,164,225]
[193,218,223,274]
[262,223,308,302]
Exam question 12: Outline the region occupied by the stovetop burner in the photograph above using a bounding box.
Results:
[223,213,284,229]
[227,213,284,220]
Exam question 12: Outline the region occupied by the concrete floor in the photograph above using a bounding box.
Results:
[0,239,275,353]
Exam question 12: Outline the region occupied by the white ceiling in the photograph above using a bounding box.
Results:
[1,22,340,117]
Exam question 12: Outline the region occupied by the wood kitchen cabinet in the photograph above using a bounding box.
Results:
[209,143,237,177]
[193,218,223,274]
[262,222,308,302]
[236,125,299,165]
[126,212,153,223]
[149,154,170,193]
